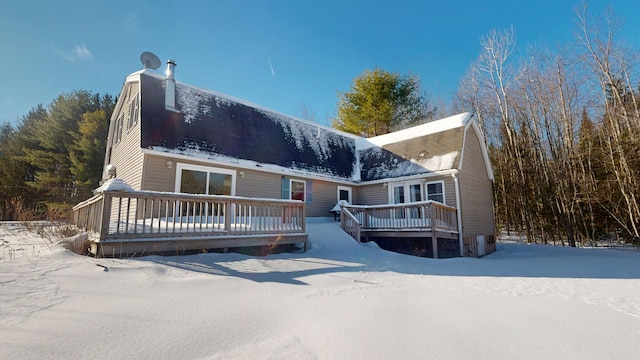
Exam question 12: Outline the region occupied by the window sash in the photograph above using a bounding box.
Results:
[290,179,305,201]
[426,181,444,203]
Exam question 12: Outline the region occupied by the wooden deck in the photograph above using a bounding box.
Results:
[72,187,307,257]
[339,201,460,258]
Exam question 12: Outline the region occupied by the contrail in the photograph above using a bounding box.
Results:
[267,55,275,77]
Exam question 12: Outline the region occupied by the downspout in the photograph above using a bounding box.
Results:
[452,171,464,256]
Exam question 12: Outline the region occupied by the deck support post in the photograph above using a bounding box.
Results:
[430,204,438,259]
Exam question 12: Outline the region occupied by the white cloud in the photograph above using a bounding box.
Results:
[56,43,92,62]
[74,44,92,59]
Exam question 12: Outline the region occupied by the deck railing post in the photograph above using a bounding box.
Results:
[430,203,438,259]
[100,193,111,241]
[224,200,231,233]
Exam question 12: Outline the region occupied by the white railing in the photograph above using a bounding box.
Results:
[339,201,458,241]
[73,189,306,241]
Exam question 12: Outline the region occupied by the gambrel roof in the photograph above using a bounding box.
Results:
[128,70,490,183]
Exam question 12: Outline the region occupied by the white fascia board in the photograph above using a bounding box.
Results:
[141,148,359,186]
[357,169,459,186]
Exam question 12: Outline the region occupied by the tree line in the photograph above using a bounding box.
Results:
[2,3,637,248]
[452,3,640,246]
[333,3,638,246]
[0,91,114,220]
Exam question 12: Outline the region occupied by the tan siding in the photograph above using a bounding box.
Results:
[142,155,350,217]
[108,83,143,190]
[458,127,495,237]
[358,183,388,205]
[445,178,456,208]
[141,154,176,192]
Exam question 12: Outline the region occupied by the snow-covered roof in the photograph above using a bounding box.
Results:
[360,112,472,149]
[130,70,483,183]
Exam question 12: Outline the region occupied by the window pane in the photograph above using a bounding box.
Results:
[180,169,207,194]
[209,173,232,195]
[339,189,350,201]
[409,184,422,202]
[427,183,442,194]
[393,185,405,204]
[427,182,444,203]
[291,180,305,201]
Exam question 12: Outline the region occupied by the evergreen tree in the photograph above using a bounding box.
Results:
[69,109,110,190]
[14,91,114,211]
[332,68,432,137]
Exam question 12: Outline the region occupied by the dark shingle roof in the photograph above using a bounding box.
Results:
[135,71,473,182]
[139,73,357,179]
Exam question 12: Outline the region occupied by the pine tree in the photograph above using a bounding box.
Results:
[332,68,432,137]
[69,109,110,190]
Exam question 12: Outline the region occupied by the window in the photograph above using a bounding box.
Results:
[114,113,124,144]
[290,179,305,201]
[337,186,352,204]
[127,93,139,129]
[426,181,445,203]
[390,181,422,204]
[175,163,235,196]
[281,177,312,203]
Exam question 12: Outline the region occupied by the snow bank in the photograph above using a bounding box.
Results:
[1,220,639,359]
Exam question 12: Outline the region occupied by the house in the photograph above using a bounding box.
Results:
[88,59,495,258]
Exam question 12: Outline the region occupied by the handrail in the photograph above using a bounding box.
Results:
[340,206,361,243]
[72,189,306,241]
[339,201,458,238]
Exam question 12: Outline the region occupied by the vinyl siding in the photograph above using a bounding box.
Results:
[142,154,350,217]
[107,82,143,190]
[358,183,388,205]
[458,127,495,237]
[140,154,176,192]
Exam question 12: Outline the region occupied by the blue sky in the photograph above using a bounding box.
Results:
[1,0,638,127]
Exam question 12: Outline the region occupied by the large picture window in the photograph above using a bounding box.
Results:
[175,163,235,196]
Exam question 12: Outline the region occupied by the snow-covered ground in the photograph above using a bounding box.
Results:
[1,219,639,359]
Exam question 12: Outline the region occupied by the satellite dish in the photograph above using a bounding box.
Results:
[140,51,161,70]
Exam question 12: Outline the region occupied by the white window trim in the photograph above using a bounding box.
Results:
[127,93,139,130]
[388,180,423,204]
[425,180,446,204]
[175,163,236,196]
[114,113,124,144]
[290,179,306,202]
[337,186,352,204]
